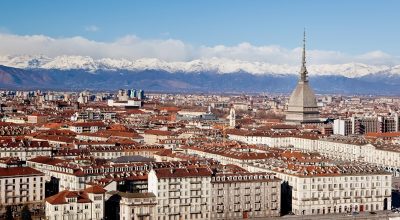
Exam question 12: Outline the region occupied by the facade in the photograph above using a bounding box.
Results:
[286,32,320,124]
[227,130,400,176]
[45,185,106,220]
[333,119,353,136]
[27,114,49,124]
[0,167,45,216]
[69,122,106,133]
[229,108,236,128]
[249,161,392,215]
[211,173,281,219]
[106,191,157,220]
[107,99,142,108]
[148,167,213,220]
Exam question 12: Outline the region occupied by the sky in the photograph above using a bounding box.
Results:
[1,0,400,65]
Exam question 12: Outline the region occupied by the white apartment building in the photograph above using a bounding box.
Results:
[45,185,106,220]
[333,119,353,135]
[106,191,157,220]
[0,167,45,216]
[0,140,52,160]
[211,172,281,219]
[148,167,213,220]
[248,161,392,215]
[228,131,400,176]
[69,122,106,133]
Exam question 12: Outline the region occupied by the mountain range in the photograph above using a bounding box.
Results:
[0,55,399,94]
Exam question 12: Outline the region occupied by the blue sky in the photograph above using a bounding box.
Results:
[0,0,399,64]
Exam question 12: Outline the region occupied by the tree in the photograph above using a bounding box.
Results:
[21,205,32,220]
[5,206,14,220]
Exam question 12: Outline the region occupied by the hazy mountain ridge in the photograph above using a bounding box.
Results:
[0,64,399,94]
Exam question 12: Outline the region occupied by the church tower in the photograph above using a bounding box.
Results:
[286,31,320,124]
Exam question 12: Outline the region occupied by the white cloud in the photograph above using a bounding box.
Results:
[85,25,99,32]
[0,33,399,66]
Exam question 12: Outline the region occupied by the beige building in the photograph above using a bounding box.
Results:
[106,191,157,220]
[27,114,49,124]
[0,167,45,216]
[211,172,281,219]
[248,153,392,215]
[45,185,106,220]
[148,167,213,220]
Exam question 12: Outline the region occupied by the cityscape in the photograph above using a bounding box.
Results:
[1,1,400,220]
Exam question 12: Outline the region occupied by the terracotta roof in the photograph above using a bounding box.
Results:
[29,156,66,165]
[154,167,213,178]
[144,130,174,136]
[70,122,106,127]
[84,185,107,194]
[0,167,43,177]
[46,190,92,205]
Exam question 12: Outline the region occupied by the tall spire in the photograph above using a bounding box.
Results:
[300,29,308,82]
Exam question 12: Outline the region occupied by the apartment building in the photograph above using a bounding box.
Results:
[0,167,45,216]
[247,151,392,215]
[211,172,281,219]
[148,167,213,220]
[105,191,157,220]
[45,185,106,220]
[69,122,107,133]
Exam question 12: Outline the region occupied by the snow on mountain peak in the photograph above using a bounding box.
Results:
[0,55,398,77]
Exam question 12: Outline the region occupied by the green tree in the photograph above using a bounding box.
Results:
[5,206,14,220]
[21,205,32,220]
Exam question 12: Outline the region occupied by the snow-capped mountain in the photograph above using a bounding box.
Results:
[0,55,399,78]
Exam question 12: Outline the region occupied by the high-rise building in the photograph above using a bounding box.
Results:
[286,31,320,124]
[138,90,145,100]
[229,108,236,128]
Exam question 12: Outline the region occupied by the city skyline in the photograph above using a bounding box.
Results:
[1,1,400,218]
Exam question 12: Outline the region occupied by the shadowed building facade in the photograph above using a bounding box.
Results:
[286,31,320,124]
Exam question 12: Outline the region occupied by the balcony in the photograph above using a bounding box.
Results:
[168,212,180,216]
[137,213,150,217]
[190,181,201,184]
[169,182,180,185]
[191,195,201,198]
[169,188,180,192]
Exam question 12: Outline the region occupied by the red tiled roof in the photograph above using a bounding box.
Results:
[70,122,106,127]
[0,167,43,177]
[46,190,92,205]
[154,167,212,178]
[29,156,66,165]
[84,185,107,194]
[144,130,173,136]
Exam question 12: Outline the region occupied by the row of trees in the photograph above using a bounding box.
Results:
[4,205,32,220]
